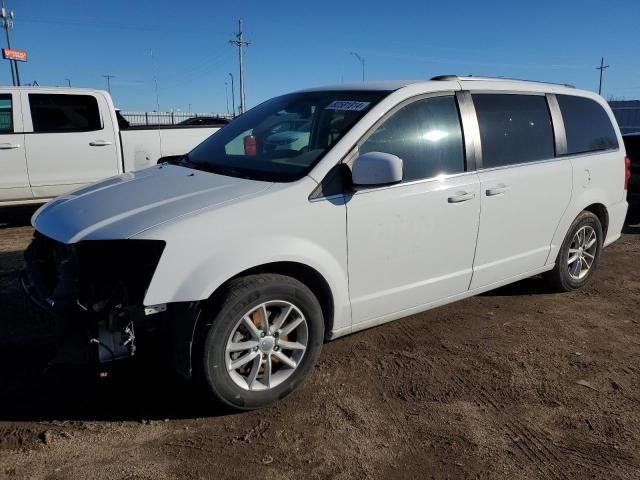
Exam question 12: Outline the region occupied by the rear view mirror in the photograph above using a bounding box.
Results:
[351,151,403,187]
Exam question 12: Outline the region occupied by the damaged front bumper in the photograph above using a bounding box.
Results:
[21,232,200,378]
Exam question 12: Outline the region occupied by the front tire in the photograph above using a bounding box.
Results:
[544,211,603,292]
[197,274,324,410]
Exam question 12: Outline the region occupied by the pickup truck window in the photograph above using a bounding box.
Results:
[29,94,102,133]
[0,94,12,133]
[186,90,389,182]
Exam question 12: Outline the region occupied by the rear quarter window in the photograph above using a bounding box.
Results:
[557,95,618,155]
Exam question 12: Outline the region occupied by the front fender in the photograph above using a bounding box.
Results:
[138,181,351,334]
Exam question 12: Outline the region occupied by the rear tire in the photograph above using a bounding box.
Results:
[196,273,324,411]
[543,211,603,292]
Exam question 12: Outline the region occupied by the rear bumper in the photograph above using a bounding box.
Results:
[604,200,629,247]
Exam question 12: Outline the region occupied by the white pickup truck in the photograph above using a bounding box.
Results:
[0,87,226,206]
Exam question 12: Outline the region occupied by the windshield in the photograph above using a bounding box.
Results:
[185,90,389,182]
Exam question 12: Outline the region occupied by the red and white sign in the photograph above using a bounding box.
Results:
[2,49,27,62]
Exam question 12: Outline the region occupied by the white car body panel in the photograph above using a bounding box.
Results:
[32,164,271,243]
[347,173,481,324]
[470,160,572,289]
[0,89,30,202]
[29,79,628,341]
[0,87,221,206]
[120,127,218,171]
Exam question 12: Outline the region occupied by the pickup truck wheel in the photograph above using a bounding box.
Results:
[198,274,324,410]
[544,211,603,292]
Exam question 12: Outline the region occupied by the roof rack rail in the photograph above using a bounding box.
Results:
[430,75,575,89]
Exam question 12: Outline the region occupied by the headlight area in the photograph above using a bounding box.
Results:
[22,232,174,376]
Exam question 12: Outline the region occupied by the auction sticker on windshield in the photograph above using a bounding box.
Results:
[325,100,370,111]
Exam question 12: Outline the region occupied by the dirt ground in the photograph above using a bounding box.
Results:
[0,206,639,480]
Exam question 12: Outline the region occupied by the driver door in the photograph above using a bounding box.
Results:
[346,94,481,325]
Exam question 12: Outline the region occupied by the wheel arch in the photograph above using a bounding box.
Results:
[583,202,609,238]
[202,261,335,341]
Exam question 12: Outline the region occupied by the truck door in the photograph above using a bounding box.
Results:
[0,90,31,203]
[22,91,120,199]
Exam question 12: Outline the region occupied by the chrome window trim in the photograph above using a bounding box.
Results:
[456,91,482,171]
[350,169,479,196]
[546,93,567,156]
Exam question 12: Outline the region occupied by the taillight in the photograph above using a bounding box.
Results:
[243,135,257,156]
[624,155,631,190]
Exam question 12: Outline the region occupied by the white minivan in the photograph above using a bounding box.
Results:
[23,76,629,410]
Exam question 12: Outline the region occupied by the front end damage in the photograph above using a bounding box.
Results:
[21,232,200,377]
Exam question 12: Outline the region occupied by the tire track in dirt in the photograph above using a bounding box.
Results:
[428,356,638,478]
[429,358,567,480]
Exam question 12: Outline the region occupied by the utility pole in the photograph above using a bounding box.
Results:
[102,74,115,94]
[229,20,250,114]
[228,72,235,117]
[1,0,18,86]
[350,52,365,82]
[596,57,609,96]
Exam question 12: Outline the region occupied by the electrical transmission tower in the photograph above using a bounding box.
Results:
[229,19,250,114]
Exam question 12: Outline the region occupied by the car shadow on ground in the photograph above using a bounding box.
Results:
[623,203,640,234]
[0,206,39,229]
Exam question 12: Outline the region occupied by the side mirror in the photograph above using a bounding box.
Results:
[351,151,403,187]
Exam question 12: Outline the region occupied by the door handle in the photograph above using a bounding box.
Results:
[89,140,113,147]
[0,143,21,150]
[448,191,475,203]
[486,185,510,196]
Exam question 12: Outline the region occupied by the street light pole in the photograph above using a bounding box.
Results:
[1,0,17,86]
[65,78,71,87]
[350,51,365,82]
[228,72,236,117]
[225,81,230,116]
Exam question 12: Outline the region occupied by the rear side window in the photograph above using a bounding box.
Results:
[29,94,102,133]
[360,95,465,182]
[557,95,618,154]
[473,94,554,168]
[0,94,12,133]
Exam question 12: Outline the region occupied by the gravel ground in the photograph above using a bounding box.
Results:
[0,206,639,480]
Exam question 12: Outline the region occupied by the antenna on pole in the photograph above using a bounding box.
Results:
[229,19,250,114]
[596,57,609,96]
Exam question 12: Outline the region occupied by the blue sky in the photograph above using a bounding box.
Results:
[3,0,640,113]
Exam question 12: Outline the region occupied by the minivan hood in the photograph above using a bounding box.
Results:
[33,164,272,243]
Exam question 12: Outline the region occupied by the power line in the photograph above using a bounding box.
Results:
[596,57,609,95]
[229,19,250,114]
